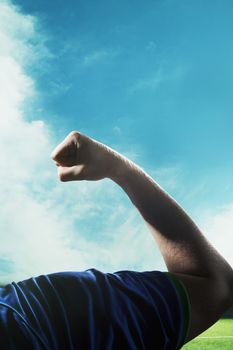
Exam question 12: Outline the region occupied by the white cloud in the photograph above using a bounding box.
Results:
[1,1,231,288]
[83,49,118,67]
[149,165,183,192]
[129,64,188,94]
[0,1,50,67]
[0,1,81,284]
[0,1,164,285]
[199,204,233,267]
[129,68,164,94]
[97,207,166,272]
[113,125,122,136]
[145,165,233,269]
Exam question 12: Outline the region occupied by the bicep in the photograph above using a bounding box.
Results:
[172,273,230,343]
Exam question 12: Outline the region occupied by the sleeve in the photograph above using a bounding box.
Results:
[106,269,191,349]
[164,272,191,347]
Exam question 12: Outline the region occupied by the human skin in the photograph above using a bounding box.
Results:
[51,131,233,344]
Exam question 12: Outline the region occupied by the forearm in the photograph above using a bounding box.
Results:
[109,153,232,280]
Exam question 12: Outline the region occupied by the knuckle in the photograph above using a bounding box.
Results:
[50,151,57,160]
[58,168,67,182]
[59,173,65,181]
[59,174,67,182]
[69,130,80,138]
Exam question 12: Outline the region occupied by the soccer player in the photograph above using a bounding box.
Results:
[0,130,232,349]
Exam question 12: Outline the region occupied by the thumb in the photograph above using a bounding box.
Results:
[57,164,85,182]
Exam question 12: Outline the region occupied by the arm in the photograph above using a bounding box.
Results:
[109,154,233,342]
[51,131,233,343]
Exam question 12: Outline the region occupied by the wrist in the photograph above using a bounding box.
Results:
[107,151,135,183]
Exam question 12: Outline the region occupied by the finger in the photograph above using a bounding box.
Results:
[51,139,69,162]
[51,132,82,166]
[51,141,76,167]
[57,164,85,182]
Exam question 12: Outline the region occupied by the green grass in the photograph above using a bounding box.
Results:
[181,319,233,350]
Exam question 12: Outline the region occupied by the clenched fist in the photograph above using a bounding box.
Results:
[51,131,121,181]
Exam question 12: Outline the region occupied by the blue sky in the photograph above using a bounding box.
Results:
[19,0,233,206]
[0,0,232,283]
